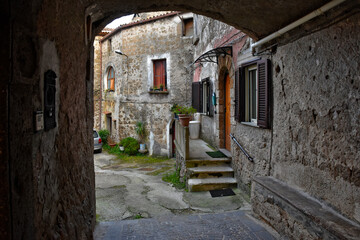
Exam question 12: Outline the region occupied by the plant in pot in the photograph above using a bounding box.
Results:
[170,103,180,119]
[135,121,147,151]
[172,105,196,126]
[159,84,164,91]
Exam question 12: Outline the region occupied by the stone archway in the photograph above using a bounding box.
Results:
[3,0,344,239]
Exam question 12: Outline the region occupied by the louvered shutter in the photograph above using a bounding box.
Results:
[257,59,270,128]
[235,70,240,121]
[239,67,246,122]
[208,82,213,117]
[192,82,202,112]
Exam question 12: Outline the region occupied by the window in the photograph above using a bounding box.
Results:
[235,59,270,128]
[107,39,112,56]
[192,78,213,116]
[183,18,194,37]
[107,67,115,91]
[153,59,166,89]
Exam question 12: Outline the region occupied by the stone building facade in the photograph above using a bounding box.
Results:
[192,7,360,239]
[94,12,194,156]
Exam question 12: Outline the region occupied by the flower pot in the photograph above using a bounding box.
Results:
[119,146,124,151]
[140,143,146,151]
[109,143,116,147]
[179,115,191,127]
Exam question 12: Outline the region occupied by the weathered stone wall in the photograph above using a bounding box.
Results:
[270,13,360,223]
[193,14,247,149]
[4,0,358,238]
[93,36,102,130]
[194,11,360,225]
[7,0,96,238]
[97,13,194,155]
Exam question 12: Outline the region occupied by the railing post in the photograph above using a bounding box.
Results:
[174,120,189,160]
[184,126,189,160]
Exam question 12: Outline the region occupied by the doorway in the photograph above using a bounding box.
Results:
[224,73,231,151]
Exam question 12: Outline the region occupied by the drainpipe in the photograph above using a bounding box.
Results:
[251,0,346,52]
[99,40,102,130]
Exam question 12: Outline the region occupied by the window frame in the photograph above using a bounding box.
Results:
[192,78,213,117]
[106,67,115,91]
[152,59,167,89]
[235,59,270,128]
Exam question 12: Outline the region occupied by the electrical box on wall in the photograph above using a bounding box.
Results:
[34,111,44,132]
[44,70,57,131]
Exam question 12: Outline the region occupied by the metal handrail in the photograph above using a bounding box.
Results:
[230,133,254,162]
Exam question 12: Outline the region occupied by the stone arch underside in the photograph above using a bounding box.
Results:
[88,0,331,40]
[4,0,347,239]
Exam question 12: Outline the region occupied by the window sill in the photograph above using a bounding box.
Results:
[240,122,259,128]
[148,91,169,94]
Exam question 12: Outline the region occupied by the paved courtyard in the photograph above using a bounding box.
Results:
[93,152,277,239]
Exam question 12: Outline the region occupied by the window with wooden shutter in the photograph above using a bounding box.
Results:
[257,59,270,128]
[107,67,115,91]
[208,81,214,117]
[192,82,202,112]
[153,59,166,88]
[235,70,240,121]
[239,66,246,122]
[236,59,270,128]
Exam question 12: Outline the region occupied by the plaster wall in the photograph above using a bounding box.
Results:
[97,14,194,155]
[195,12,360,224]
[270,13,360,223]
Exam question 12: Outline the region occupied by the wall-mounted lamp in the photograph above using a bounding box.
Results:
[115,50,128,57]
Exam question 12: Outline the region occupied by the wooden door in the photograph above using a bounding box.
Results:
[225,74,231,151]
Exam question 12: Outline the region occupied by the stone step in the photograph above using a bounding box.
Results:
[188,166,234,178]
[187,178,237,192]
[186,158,231,168]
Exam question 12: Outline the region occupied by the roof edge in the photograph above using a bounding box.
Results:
[100,11,182,42]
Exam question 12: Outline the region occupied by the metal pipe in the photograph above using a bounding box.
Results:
[230,133,254,162]
[251,0,346,51]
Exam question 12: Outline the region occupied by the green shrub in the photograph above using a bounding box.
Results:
[98,129,110,145]
[120,137,139,155]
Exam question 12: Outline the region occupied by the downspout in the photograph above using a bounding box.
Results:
[251,0,347,52]
[99,40,102,129]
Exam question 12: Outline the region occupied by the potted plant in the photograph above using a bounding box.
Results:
[135,121,147,151]
[119,143,124,151]
[149,87,153,92]
[159,84,164,91]
[172,105,196,126]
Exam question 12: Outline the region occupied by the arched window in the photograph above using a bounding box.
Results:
[107,67,115,91]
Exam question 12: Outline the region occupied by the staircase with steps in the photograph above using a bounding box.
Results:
[186,157,237,192]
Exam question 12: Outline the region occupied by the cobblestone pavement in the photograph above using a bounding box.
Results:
[94,210,276,240]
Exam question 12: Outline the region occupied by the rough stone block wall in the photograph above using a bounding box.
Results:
[96,14,194,155]
[93,36,102,130]
[252,180,334,239]
[7,0,96,238]
[270,13,360,223]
